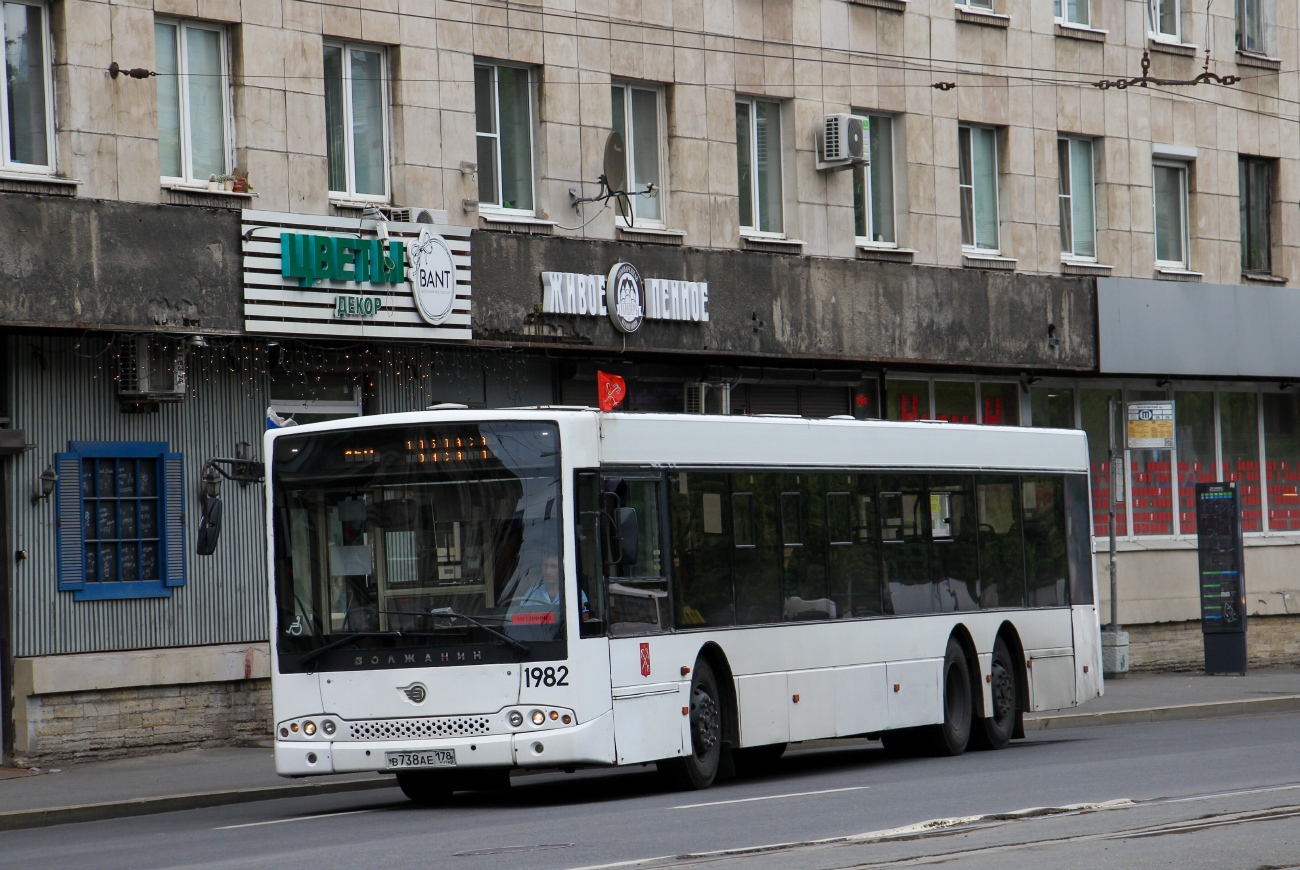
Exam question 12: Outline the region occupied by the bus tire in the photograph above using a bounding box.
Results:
[396,770,457,805]
[971,637,1017,751]
[928,637,972,756]
[733,742,787,777]
[880,728,924,757]
[658,658,723,790]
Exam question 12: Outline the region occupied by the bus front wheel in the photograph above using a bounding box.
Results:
[396,770,457,805]
[929,637,973,756]
[659,658,723,790]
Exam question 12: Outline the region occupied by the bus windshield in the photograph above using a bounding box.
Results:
[271,421,565,671]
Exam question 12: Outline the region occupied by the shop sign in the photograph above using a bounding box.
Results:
[1127,401,1175,449]
[241,210,471,340]
[541,265,709,334]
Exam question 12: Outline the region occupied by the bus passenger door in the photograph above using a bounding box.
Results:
[598,474,687,765]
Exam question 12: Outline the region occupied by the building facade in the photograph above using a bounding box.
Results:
[1,0,1298,761]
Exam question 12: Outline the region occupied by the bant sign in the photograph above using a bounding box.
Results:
[241,209,472,340]
[1127,401,1175,449]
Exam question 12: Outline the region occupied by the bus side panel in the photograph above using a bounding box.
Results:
[886,659,942,729]
[1073,605,1103,704]
[834,664,888,736]
[736,672,789,746]
[612,684,688,765]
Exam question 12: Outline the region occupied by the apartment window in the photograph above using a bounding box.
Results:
[1237,0,1263,51]
[852,114,895,244]
[1058,137,1096,259]
[1150,0,1180,38]
[324,41,389,200]
[155,20,230,184]
[957,0,994,10]
[1055,0,1091,25]
[611,83,664,225]
[887,377,1020,425]
[736,98,783,234]
[1239,157,1271,274]
[0,1,51,171]
[55,442,186,600]
[1153,160,1189,268]
[476,64,534,213]
[959,125,999,251]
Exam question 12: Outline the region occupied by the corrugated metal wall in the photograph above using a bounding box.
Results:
[9,337,555,658]
[9,337,271,657]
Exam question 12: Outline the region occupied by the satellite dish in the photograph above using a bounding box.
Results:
[603,132,626,194]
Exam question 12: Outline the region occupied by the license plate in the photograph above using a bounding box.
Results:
[385,750,456,769]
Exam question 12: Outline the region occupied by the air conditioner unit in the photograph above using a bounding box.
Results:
[118,336,188,403]
[816,114,866,171]
[684,382,731,415]
[382,206,450,225]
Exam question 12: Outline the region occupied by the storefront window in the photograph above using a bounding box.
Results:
[934,381,976,423]
[1031,386,1075,429]
[1220,391,1262,532]
[1264,393,1300,531]
[1175,391,1216,534]
[887,380,930,421]
[980,382,1019,425]
[1127,390,1173,536]
[1081,389,1124,536]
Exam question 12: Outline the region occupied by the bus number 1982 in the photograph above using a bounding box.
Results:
[524,666,569,687]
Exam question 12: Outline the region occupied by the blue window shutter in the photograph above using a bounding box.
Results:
[55,452,85,591]
[163,452,187,587]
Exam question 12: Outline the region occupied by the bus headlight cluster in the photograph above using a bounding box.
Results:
[505,707,575,731]
[278,717,341,741]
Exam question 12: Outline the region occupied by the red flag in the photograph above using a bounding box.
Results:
[597,371,626,412]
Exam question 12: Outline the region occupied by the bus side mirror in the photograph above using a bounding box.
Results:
[615,507,639,566]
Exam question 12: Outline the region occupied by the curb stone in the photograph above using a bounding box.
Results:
[1024,694,1300,730]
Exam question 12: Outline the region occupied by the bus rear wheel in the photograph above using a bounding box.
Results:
[971,637,1017,750]
[659,659,723,790]
[928,637,973,756]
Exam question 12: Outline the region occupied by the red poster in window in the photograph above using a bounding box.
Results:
[597,371,627,412]
[639,642,651,677]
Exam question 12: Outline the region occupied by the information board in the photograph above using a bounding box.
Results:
[1127,401,1175,449]
[1195,483,1246,634]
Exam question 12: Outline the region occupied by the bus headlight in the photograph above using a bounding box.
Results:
[321,719,336,736]
[303,720,317,736]
[508,710,524,728]
[530,709,546,726]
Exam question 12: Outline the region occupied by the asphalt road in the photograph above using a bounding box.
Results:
[3,712,1300,870]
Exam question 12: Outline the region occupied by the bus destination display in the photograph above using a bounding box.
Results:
[1195,483,1245,634]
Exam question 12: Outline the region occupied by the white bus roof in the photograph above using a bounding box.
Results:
[268,409,1089,474]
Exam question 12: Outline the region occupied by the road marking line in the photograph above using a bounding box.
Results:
[1162,783,1300,804]
[673,786,869,809]
[214,808,377,830]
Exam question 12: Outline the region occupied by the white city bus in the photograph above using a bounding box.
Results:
[267,410,1102,801]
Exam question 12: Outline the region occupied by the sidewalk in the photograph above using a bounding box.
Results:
[2,666,1299,831]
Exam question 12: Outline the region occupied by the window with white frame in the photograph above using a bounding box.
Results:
[1237,0,1264,51]
[852,113,895,245]
[1153,160,1189,268]
[1239,156,1272,274]
[959,125,999,251]
[0,1,52,172]
[1150,0,1180,39]
[956,0,994,10]
[475,63,535,213]
[611,83,665,225]
[736,98,784,234]
[1058,137,1096,259]
[324,41,389,200]
[1055,0,1091,25]
[155,19,230,184]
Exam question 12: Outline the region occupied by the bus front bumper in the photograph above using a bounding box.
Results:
[275,710,615,776]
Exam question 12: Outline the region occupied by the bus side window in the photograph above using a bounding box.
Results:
[1023,475,1069,607]
[1064,474,1094,605]
[670,472,735,628]
[732,472,782,625]
[575,471,606,638]
[976,475,1026,609]
[604,477,670,636]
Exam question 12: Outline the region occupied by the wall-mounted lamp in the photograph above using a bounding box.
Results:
[31,463,56,505]
[201,462,223,501]
[1156,378,1171,388]
[1019,372,1042,393]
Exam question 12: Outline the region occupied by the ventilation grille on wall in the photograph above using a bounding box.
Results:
[684,382,731,415]
[117,336,188,403]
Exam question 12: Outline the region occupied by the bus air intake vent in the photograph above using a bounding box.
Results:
[346,716,493,741]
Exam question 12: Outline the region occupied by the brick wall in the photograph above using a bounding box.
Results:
[16,679,270,766]
[1128,614,1300,672]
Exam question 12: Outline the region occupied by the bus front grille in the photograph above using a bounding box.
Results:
[346,716,494,741]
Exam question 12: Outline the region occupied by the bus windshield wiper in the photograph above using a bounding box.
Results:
[297,630,448,668]
[426,607,531,653]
